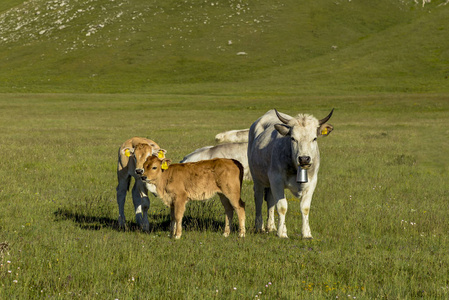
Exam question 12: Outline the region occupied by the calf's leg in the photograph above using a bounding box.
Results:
[234,198,246,238]
[131,182,145,230]
[219,194,234,237]
[116,175,130,229]
[136,180,150,232]
[173,199,187,239]
[170,205,177,237]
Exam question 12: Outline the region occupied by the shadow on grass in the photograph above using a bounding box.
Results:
[53,208,226,234]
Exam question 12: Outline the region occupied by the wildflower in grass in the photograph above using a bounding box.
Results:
[13,280,18,283]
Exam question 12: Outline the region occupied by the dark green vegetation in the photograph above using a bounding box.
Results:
[1,0,448,299]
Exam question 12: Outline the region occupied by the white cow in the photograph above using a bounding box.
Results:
[116,137,166,231]
[215,129,249,144]
[247,109,334,238]
[180,142,252,181]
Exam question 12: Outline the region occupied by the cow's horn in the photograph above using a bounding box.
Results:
[274,109,290,124]
[319,109,334,125]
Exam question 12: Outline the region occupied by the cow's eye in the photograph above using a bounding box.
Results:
[291,137,296,142]
[313,137,317,142]
[152,166,157,170]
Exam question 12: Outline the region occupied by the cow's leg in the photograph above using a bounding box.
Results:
[116,175,130,230]
[276,198,288,238]
[265,188,277,232]
[270,184,288,238]
[173,199,187,239]
[254,183,265,232]
[219,194,234,237]
[299,182,317,239]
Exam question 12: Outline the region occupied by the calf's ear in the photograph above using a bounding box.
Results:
[274,124,291,136]
[161,159,172,170]
[318,124,334,137]
[122,147,134,157]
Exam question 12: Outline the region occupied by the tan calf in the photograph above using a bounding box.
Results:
[117,137,166,231]
[141,156,246,239]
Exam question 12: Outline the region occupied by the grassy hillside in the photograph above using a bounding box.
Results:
[0,0,448,93]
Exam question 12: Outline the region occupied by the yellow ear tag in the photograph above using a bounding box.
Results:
[161,161,169,170]
[124,149,131,157]
[158,150,165,159]
[321,128,328,135]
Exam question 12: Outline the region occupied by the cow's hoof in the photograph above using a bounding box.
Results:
[118,217,126,230]
[223,232,230,237]
[277,233,289,238]
[267,226,277,233]
[238,232,246,238]
[255,227,265,233]
[174,235,181,240]
[302,236,313,240]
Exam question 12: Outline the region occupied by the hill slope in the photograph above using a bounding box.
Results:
[0,0,448,93]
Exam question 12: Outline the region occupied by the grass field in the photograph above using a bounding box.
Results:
[0,93,448,299]
[1,0,449,298]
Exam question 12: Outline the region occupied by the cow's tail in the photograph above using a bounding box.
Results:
[231,159,244,187]
[229,159,245,208]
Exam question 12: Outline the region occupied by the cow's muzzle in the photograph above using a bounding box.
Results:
[298,156,311,169]
[135,168,144,175]
[140,176,147,181]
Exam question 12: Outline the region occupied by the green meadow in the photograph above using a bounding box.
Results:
[1,0,449,299]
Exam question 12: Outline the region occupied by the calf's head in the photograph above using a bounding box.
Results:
[141,155,172,182]
[274,109,334,169]
[122,143,167,175]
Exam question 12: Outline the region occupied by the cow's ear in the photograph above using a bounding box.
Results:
[122,147,134,157]
[318,124,333,137]
[274,124,291,136]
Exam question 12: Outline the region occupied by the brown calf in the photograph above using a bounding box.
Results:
[117,137,166,231]
[141,156,246,239]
